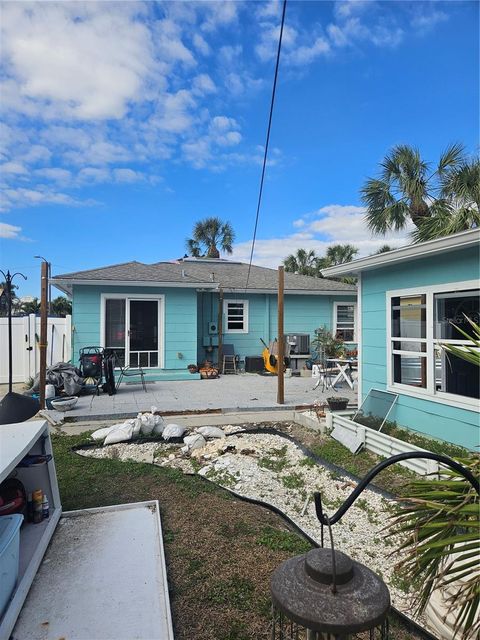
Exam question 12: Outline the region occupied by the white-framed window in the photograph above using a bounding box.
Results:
[387,282,479,410]
[223,299,249,334]
[333,302,357,342]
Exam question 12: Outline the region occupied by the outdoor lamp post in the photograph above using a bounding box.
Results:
[0,269,40,424]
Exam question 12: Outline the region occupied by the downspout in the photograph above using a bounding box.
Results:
[217,288,223,372]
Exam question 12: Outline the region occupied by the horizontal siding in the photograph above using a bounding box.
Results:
[360,245,479,450]
[197,292,357,363]
[72,285,197,370]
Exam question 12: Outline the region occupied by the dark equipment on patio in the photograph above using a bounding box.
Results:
[0,268,40,425]
[79,346,104,395]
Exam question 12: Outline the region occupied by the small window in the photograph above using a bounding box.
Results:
[224,300,248,333]
[334,303,356,342]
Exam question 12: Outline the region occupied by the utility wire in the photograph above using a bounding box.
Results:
[244,0,287,291]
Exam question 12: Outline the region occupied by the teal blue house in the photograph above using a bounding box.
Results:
[52,258,356,381]
[322,229,480,450]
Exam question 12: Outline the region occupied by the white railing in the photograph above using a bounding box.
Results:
[328,412,443,476]
[0,315,72,383]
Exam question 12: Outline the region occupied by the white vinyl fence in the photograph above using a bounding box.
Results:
[0,314,72,384]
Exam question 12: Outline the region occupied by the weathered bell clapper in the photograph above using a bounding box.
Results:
[270,547,390,640]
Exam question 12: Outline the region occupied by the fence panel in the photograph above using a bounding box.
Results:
[0,315,72,383]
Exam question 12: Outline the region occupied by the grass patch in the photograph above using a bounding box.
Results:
[310,438,414,497]
[256,526,311,554]
[281,472,305,490]
[258,445,290,473]
[299,456,317,468]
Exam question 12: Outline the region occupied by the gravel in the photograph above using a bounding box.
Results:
[78,427,419,622]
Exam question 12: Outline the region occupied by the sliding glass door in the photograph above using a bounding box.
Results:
[103,296,162,368]
[128,300,159,368]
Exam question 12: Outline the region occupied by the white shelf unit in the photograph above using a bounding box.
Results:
[0,420,61,640]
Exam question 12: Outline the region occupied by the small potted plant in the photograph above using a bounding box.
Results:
[187,363,198,374]
[326,396,349,411]
[311,326,345,359]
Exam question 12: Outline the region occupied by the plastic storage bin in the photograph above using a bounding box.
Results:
[0,514,23,618]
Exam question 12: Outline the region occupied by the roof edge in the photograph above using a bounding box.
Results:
[321,229,480,277]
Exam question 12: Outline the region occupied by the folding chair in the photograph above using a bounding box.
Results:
[112,351,147,392]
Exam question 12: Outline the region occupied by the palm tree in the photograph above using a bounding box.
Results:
[186,217,235,259]
[412,158,480,242]
[283,249,320,276]
[361,143,477,237]
[51,296,72,317]
[324,244,358,266]
[21,298,41,315]
[373,244,394,254]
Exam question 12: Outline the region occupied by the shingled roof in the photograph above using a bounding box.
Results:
[52,258,356,294]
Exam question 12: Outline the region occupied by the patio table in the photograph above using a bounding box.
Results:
[327,358,358,390]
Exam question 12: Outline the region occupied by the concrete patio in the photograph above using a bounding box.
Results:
[61,373,357,420]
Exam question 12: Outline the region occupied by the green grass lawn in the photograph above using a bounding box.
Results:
[52,431,424,640]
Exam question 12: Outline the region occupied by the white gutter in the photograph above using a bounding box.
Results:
[51,279,218,289]
[220,288,357,296]
[321,228,480,277]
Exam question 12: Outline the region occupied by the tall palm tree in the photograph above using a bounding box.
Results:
[50,296,72,317]
[373,244,394,254]
[186,217,235,258]
[361,143,475,237]
[412,158,480,242]
[21,298,41,315]
[323,244,359,266]
[283,248,320,276]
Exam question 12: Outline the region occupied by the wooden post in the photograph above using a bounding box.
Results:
[217,288,223,372]
[277,266,285,405]
[39,260,48,409]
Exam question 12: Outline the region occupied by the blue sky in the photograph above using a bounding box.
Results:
[0,0,478,297]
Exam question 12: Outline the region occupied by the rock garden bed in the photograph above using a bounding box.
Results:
[77,420,423,626]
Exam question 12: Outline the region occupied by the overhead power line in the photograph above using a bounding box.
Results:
[244,0,287,291]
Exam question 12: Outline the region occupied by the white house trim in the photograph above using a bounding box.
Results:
[357,273,362,400]
[332,301,358,344]
[100,293,165,369]
[321,229,480,277]
[385,282,479,412]
[223,299,249,334]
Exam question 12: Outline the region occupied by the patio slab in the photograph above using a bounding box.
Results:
[62,373,357,420]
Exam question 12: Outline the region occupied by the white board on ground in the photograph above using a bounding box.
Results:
[11,501,174,640]
[331,424,364,454]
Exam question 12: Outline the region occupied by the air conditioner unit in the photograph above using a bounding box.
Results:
[286,333,310,355]
[208,321,218,335]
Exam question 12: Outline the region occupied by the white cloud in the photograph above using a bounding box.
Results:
[1,2,155,120]
[0,222,22,239]
[1,186,98,211]
[192,73,216,96]
[192,33,211,56]
[201,2,239,33]
[113,168,145,183]
[230,203,411,267]
[1,161,27,175]
[287,37,330,65]
[410,7,448,33]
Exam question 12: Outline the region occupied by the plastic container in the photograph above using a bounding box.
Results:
[0,514,23,618]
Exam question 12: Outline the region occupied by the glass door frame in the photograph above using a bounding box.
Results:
[100,293,164,369]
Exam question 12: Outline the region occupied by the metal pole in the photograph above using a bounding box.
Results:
[39,260,48,409]
[6,273,13,394]
[217,288,223,371]
[277,266,285,404]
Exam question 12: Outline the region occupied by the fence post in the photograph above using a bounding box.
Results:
[29,314,37,379]
[64,315,72,363]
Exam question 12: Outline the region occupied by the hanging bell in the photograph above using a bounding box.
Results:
[271,547,390,639]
